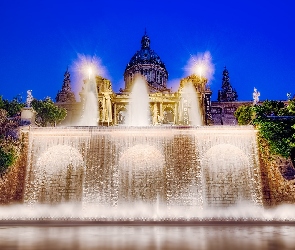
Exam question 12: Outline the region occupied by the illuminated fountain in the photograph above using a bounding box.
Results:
[179,81,203,126]
[78,68,98,126]
[18,125,266,221]
[125,75,151,126]
[5,54,292,223]
[14,60,269,222]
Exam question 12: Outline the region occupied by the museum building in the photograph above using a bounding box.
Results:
[55,32,249,126]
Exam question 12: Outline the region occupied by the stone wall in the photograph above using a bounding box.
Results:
[211,101,251,125]
[258,138,295,206]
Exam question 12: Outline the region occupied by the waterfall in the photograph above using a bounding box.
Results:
[24,126,263,213]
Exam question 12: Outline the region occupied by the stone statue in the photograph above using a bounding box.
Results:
[26,90,33,107]
[253,87,260,105]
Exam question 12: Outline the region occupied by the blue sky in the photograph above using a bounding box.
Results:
[0,0,294,102]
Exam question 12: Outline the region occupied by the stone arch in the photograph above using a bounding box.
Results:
[201,143,253,207]
[36,145,84,174]
[118,144,165,203]
[27,145,84,204]
[117,107,127,125]
[163,107,174,124]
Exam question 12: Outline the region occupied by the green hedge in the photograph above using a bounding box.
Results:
[0,145,17,174]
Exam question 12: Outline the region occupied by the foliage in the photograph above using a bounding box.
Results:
[287,98,295,115]
[252,100,295,159]
[254,119,294,158]
[0,138,20,174]
[31,97,67,127]
[253,100,288,120]
[234,105,254,125]
[0,108,22,175]
[234,100,295,160]
[0,95,25,117]
[0,109,19,139]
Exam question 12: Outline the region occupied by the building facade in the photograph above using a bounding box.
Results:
[56,32,250,126]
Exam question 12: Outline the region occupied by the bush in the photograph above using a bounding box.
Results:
[0,95,24,117]
[234,100,295,161]
[234,105,254,125]
[31,97,67,126]
[0,137,20,175]
[252,100,295,159]
[0,106,22,175]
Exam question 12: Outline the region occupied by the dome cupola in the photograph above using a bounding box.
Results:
[124,31,169,93]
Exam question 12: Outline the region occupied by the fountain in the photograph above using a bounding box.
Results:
[78,69,98,126]
[19,73,265,221]
[23,126,262,213]
[125,75,151,126]
[179,81,203,126]
[2,72,294,224]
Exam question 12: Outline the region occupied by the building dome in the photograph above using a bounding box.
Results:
[126,35,167,70]
[124,32,169,93]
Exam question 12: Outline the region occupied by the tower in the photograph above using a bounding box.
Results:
[217,67,238,102]
[55,68,76,103]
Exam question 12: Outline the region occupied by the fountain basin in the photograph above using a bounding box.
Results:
[22,126,262,212]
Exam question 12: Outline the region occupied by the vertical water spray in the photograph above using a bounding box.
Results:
[180,82,203,126]
[125,75,151,126]
[79,68,98,126]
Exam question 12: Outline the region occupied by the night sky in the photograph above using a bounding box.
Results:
[1,0,294,102]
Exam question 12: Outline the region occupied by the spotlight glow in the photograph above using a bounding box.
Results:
[73,54,106,80]
[185,51,215,83]
[88,67,93,80]
[196,64,205,78]
[70,54,109,100]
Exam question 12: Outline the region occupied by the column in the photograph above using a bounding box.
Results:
[153,103,158,125]
[114,103,117,125]
[174,102,178,124]
[159,102,163,122]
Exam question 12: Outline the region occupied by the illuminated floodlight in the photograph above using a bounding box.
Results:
[72,54,109,81]
[195,64,205,78]
[88,67,93,80]
[185,51,215,83]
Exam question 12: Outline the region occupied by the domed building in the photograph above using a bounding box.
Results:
[56,32,214,126]
[123,31,170,93]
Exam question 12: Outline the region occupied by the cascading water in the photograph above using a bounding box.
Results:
[22,126,263,220]
[125,75,151,126]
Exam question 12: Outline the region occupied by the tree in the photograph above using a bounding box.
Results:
[234,100,295,161]
[234,105,253,125]
[287,98,295,115]
[0,95,25,117]
[252,100,295,159]
[31,97,67,127]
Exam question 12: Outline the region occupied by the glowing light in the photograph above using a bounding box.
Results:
[73,54,108,79]
[196,64,205,78]
[88,67,93,80]
[70,54,110,100]
[185,51,215,83]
